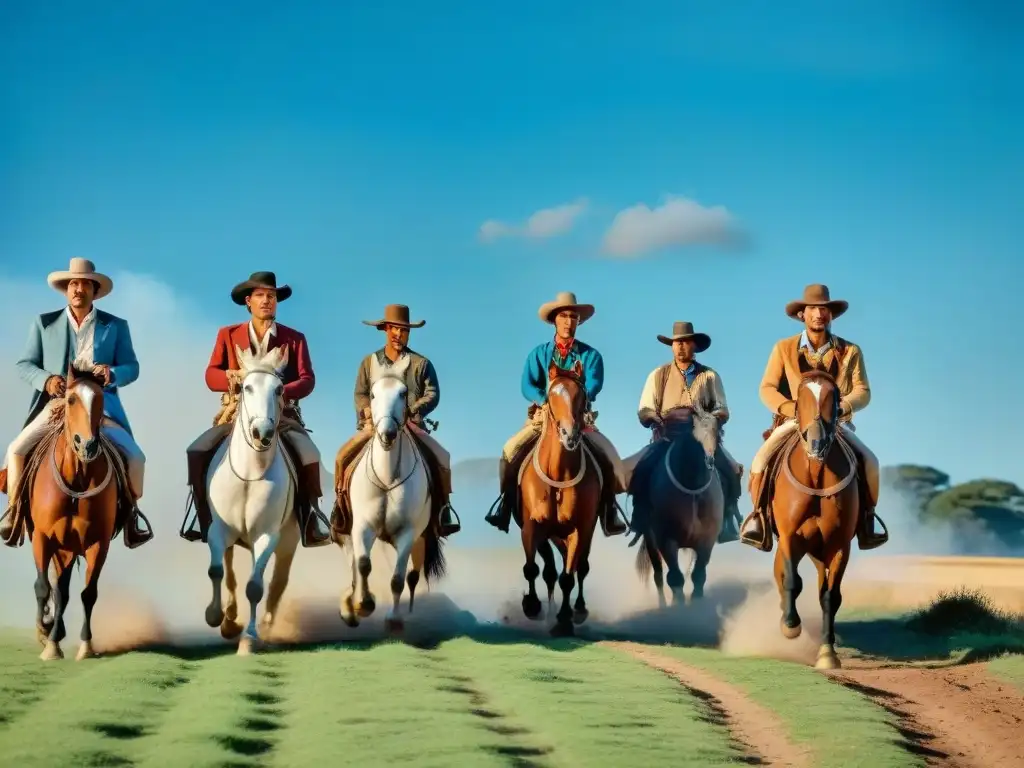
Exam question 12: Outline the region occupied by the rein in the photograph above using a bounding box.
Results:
[228,368,284,483]
[366,415,422,493]
[49,434,115,501]
[782,432,858,498]
[530,414,600,490]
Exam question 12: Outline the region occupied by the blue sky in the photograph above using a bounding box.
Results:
[2,1,1022,491]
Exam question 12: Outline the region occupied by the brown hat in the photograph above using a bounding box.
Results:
[785,283,848,320]
[537,291,595,325]
[47,258,114,300]
[657,321,711,352]
[362,304,425,330]
[231,271,292,305]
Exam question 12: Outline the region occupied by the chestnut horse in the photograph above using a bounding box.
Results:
[769,367,859,670]
[517,361,602,636]
[6,367,124,661]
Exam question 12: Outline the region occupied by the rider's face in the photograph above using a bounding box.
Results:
[802,305,832,333]
[554,310,578,340]
[246,288,278,321]
[66,278,95,311]
[386,323,409,351]
[672,339,696,364]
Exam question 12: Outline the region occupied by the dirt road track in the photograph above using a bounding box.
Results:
[828,662,1024,768]
[603,641,813,768]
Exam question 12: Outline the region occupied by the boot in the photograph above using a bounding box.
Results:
[331,492,352,539]
[123,501,153,549]
[718,498,740,543]
[434,467,461,537]
[180,451,212,543]
[484,457,513,533]
[739,471,773,552]
[297,463,332,548]
[0,457,23,542]
[601,495,628,536]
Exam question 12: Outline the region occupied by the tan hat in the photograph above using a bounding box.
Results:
[657,321,711,352]
[362,304,425,330]
[47,258,113,300]
[537,291,595,325]
[785,283,848,320]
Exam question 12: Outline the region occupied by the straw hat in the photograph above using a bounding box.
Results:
[47,258,113,299]
[537,291,595,325]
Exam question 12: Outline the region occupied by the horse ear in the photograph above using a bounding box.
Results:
[235,345,252,372]
[273,345,290,375]
[573,360,583,378]
[825,355,839,378]
[548,362,560,381]
[393,354,411,378]
[797,354,814,374]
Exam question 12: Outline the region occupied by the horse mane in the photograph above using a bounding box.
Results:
[798,368,837,388]
[67,366,106,390]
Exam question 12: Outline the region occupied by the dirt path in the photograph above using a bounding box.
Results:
[829,661,1024,767]
[602,641,813,768]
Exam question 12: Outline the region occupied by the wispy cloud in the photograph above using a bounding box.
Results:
[478,198,589,243]
[601,196,743,257]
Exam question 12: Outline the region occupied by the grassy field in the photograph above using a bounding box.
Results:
[1,583,1023,767]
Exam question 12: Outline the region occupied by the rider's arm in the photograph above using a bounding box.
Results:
[705,370,730,422]
[581,347,604,402]
[636,368,661,427]
[204,327,232,392]
[758,341,790,415]
[108,319,140,388]
[15,316,50,391]
[410,358,439,418]
[354,355,372,423]
[521,344,549,406]
[283,333,314,400]
[841,345,870,415]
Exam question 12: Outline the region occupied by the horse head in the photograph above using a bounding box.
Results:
[234,344,289,451]
[691,410,720,471]
[795,368,841,462]
[64,365,106,463]
[368,354,411,450]
[546,360,587,451]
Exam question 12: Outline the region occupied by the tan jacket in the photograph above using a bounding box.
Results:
[759,333,870,422]
[354,347,439,428]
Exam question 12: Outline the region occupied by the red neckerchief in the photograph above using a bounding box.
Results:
[554,335,575,359]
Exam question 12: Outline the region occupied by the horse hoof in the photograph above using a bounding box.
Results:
[780,618,802,639]
[522,595,543,620]
[356,597,376,617]
[39,641,63,661]
[205,604,224,628]
[76,641,95,661]
[572,608,589,625]
[340,596,360,627]
[550,621,575,638]
[237,636,257,656]
[385,617,404,634]
[815,646,841,670]
[691,587,705,600]
[220,619,244,640]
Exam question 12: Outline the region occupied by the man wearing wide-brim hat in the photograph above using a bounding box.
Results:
[741,283,887,552]
[621,321,745,543]
[180,271,332,548]
[484,291,628,537]
[331,304,461,540]
[0,257,152,549]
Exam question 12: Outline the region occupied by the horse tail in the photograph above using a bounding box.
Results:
[423,527,447,584]
[635,536,653,581]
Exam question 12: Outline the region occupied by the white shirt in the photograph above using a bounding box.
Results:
[66,306,98,369]
[248,320,277,357]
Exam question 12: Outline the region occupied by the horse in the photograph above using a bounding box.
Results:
[516,361,603,637]
[768,367,860,670]
[338,353,446,633]
[6,366,124,661]
[203,344,299,655]
[634,406,724,606]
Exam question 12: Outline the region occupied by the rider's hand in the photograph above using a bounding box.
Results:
[91,364,112,386]
[778,400,797,419]
[45,375,66,397]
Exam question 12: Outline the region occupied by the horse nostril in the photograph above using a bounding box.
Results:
[261,437,271,447]
[73,434,81,445]
[252,426,261,440]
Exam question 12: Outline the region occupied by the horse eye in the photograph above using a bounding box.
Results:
[275,386,283,396]
[67,395,76,405]
[244,384,253,393]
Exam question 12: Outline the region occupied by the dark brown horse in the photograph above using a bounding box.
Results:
[769,368,859,670]
[517,361,602,636]
[10,367,125,661]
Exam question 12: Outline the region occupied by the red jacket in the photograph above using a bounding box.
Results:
[205,322,315,401]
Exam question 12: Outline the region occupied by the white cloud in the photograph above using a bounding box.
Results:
[602,195,741,257]
[478,198,589,243]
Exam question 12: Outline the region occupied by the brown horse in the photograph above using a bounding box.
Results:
[768,367,859,670]
[12,367,125,661]
[517,361,602,636]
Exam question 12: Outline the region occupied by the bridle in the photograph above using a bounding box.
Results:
[229,367,284,482]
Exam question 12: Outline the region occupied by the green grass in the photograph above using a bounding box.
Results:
[652,647,918,768]
[987,653,1024,692]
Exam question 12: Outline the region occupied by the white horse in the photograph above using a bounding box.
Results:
[203,344,299,655]
[338,354,447,632]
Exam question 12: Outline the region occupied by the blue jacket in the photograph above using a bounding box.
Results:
[16,308,140,435]
[521,340,604,406]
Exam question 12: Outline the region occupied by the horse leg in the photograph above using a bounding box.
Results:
[775,539,805,639]
[76,541,109,661]
[551,530,583,636]
[219,545,244,639]
[353,519,377,618]
[520,517,543,620]
[204,519,228,628]
[339,535,361,628]
[572,547,591,625]
[385,528,418,633]
[239,532,279,655]
[658,539,685,606]
[32,533,54,646]
[644,535,667,609]
[406,536,425,614]
[260,523,299,635]
[41,559,73,661]
[538,540,559,618]
[690,545,713,600]
[816,545,850,670]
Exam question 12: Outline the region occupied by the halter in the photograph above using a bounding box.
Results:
[365,376,422,493]
[787,378,858,498]
[530,377,602,490]
[229,366,284,483]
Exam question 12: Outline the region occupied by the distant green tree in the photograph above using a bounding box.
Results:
[882,464,950,507]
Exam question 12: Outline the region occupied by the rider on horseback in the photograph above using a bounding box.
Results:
[0,258,152,549]
[739,284,888,552]
[485,291,628,537]
[624,321,744,542]
[331,304,461,540]
[180,271,332,548]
